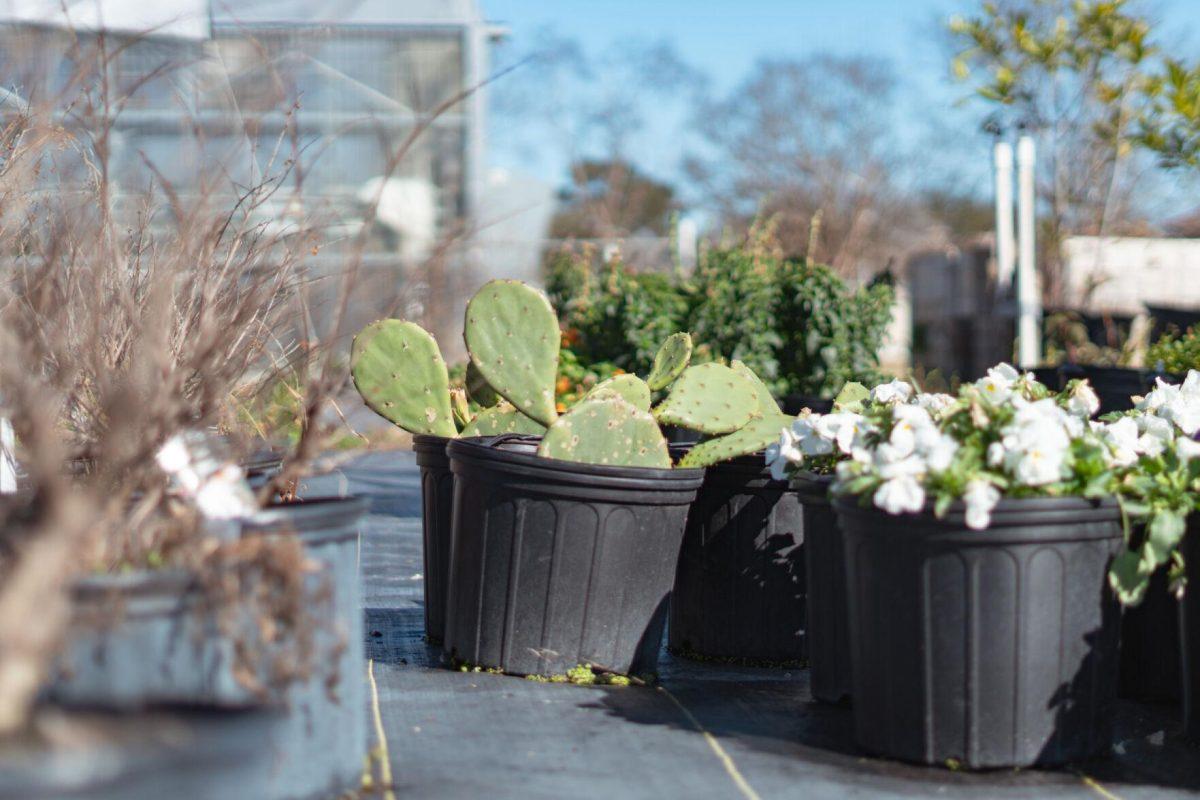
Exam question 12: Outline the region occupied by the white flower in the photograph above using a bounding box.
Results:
[987,441,1006,466]
[974,363,1021,403]
[914,392,956,417]
[814,412,866,455]
[1066,381,1100,418]
[765,441,788,481]
[1176,437,1200,462]
[1101,417,1140,467]
[194,465,258,520]
[1007,444,1067,486]
[792,415,835,457]
[156,436,191,473]
[1136,414,1175,456]
[963,479,1000,530]
[920,432,959,473]
[870,379,914,405]
[1136,377,1177,413]
[873,476,925,515]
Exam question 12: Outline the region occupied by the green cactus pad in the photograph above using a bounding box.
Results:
[351,319,457,437]
[646,333,693,391]
[584,374,652,411]
[652,363,759,434]
[537,397,670,468]
[731,360,782,416]
[677,413,793,468]
[833,381,869,412]
[460,402,547,437]
[464,280,560,427]
[465,361,500,408]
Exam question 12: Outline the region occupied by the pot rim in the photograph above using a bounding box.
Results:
[241,495,368,543]
[447,435,704,489]
[833,492,1120,531]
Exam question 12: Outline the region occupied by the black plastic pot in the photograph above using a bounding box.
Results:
[443,437,704,677]
[669,454,806,664]
[1031,366,1065,392]
[795,472,851,704]
[835,495,1123,768]
[1118,563,1181,703]
[413,434,454,644]
[1180,516,1200,740]
[1070,365,1179,414]
[782,395,834,416]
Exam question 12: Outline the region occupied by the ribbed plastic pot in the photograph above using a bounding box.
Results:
[1073,365,1174,414]
[795,472,851,704]
[835,495,1122,768]
[53,497,369,800]
[1118,563,1180,703]
[443,437,704,677]
[1180,516,1200,740]
[669,454,806,663]
[413,434,454,644]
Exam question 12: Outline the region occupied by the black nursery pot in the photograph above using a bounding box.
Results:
[413,434,454,644]
[669,454,806,664]
[1118,563,1181,703]
[443,438,704,677]
[1180,516,1200,740]
[782,395,834,416]
[835,496,1123,769]
[795,472,851,704]
[1070,365,1177,414]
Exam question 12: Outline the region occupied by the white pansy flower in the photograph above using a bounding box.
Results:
[791,415,835,457]
[1101,417,1140,467]
[914,392,956,417]
[1176,437,1200,462]
[873,475,925,515]
[871,379,914,405]
[1136,414,1175,456]
[975,363,1021,404]
[815,412,867,456]
[963,479,1000,530]
[921,432,959,473]
[987,441,1006,466]
[1007,443,1067,486]
[765,441,788,481]
[1066,381,1100,418]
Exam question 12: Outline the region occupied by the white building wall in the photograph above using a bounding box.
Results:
[1061,236,1200,315]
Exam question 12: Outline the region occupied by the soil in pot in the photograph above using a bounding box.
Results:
[1180,516,1200,740]
[795,472,851,704]
[413,434,454,644]
[669,453,806,665]
[835,495,1123,769]
[443,437,704,678]
[1118,564,1181,704]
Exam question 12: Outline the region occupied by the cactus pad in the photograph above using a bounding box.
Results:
[537,397,670,468]
[465,361,500,408]
[584,374,651,411]
[464,280,560,427]
[677,414,793,468]
[351,319,457,437]
[833,381,869,412]
[460,401,547,437]
[731,359,782,416]
[646,333,693,391]
[652,363,759,434]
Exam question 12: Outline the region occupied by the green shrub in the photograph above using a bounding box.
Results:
[542,232,895,401]
[1148,327,1200,374]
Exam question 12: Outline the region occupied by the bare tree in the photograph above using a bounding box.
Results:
[685,56,917,276]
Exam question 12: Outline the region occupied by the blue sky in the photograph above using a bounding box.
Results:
[482,0,1200,206]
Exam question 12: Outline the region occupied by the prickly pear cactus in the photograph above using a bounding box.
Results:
[833,381,869,412]
[677,414,792,468]
[464,280,560,427]
[465,360,500,408]
[584,374,652,411]
[460,401,547,437]
[351,319,457,438]
[537,397,670,468]
[652,363,758,434]
[731,359,782,416]
[646,332,693,391]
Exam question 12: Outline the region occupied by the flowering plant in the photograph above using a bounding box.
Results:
[769,363,1200,605]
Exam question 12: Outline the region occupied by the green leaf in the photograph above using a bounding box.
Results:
[1145,511,1187,568]
[1109,548,1151,606]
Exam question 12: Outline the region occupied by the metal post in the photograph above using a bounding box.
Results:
[1016,135,1041,368]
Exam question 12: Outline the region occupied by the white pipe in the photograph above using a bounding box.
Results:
[1016,135,1041,368]
[993,141,1015,295]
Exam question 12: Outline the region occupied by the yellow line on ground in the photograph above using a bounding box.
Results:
[367,659,397,800]
[1080,772,1124,800]
[658,686,763,800]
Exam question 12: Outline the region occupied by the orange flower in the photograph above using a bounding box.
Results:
[612,367,625,375]
[555,401,566,413]
[555,377,571,394]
